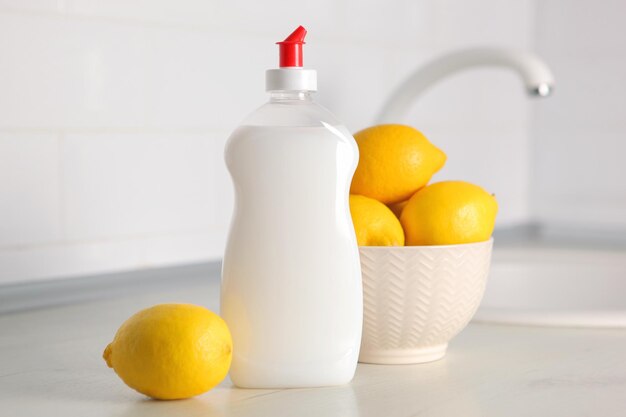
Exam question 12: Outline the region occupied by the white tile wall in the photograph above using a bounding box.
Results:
[341,0,434,46]
[144,34,272,130]
[0,231,224,284]
[0,0,67,13]
[533,0,626,58]
[62,132,221,240]
[0,13,148,128]
[0,0,539,284]
[430,0,534,50]
[531,0,626,231]
[311,41,395,132]
[0,133,62,247]
[213,1,346,40]
[70,0,217,27]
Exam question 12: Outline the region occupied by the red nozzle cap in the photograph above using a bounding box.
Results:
[277,26,307,67]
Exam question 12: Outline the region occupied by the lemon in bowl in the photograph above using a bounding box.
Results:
[360,181,497,364]
[348,123,497,364]
[400,180,498,246]
[350,124,446,204]
[350,194,404,246]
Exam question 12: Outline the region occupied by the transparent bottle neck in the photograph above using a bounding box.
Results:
[269,91,313,102]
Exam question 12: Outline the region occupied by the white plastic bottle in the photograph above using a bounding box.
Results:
[221,26,362,388]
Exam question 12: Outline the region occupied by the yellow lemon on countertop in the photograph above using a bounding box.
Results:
[103,303,232,400]
[350,125,446,204]
[400,181,498,245]
[350,194,404,246]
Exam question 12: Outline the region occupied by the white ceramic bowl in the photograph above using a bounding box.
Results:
[358,239,493,364]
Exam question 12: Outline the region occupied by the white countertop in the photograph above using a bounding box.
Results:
[1,274,625,417]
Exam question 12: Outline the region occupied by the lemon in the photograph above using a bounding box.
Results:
[350,124,446,204]
[103,303,232,400]
[400,181,498,245]
[350,194,404,246]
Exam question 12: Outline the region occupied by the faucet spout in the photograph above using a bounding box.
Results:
[377,47,555,123]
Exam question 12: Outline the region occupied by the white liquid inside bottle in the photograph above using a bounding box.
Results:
[221,88,363,388]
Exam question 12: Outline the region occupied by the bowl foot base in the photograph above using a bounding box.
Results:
[358,344,448,364]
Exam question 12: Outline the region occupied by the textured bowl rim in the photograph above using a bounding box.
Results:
[358,237,493,251]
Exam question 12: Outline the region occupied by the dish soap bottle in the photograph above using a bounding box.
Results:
[221,26,362,388]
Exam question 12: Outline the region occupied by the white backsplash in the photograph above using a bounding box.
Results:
[531,0,626,233]
[0,0,553,283]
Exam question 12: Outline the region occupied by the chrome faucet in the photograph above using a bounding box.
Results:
[377,48,554,123]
